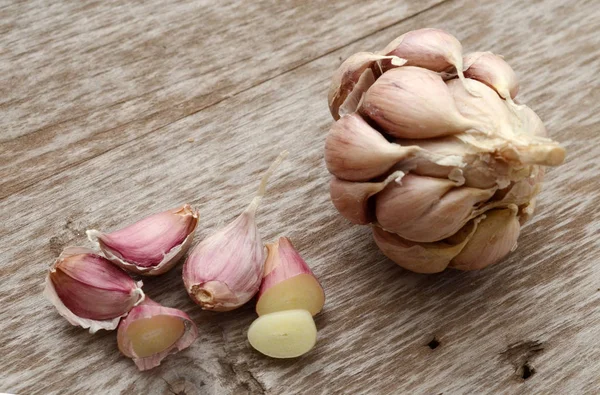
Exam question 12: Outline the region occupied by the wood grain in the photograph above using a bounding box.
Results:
[1,0,599,394]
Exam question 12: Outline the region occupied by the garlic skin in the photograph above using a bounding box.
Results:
[87,204,199,276]
[44,247,144,333]
[463,51,519,103]
[117,298,198,371]
[328,52,406,120]
[182,152,287,311]
[325,28,566,272]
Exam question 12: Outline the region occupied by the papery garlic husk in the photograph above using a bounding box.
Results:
[325,113,464,182]
[375,174,496,242]
[256,237,325,316]
[44,247,144,333]
[117,298,198,371]
[463,51,519,105]
[448,206,521,270]
[87,204,198,276]
[330,171,405,225]
[182,151,287,311]
[360,67,478,138]
[328,52,406,120]
[372,218,480,274]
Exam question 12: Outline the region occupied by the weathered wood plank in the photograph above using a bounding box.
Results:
[1,0,599,394]
[0,0,443,199]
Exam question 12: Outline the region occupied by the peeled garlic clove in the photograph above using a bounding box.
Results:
[256,237,325,316]
[117,298,198,371]
[375,174,496,242]
[87,205,199,276]
[463,52,520,102]
[182,152,287,311]
[328,52,406,120]
[449,206,521,270]
[372,219,479,274]
[379,28,475,95]
[325,113,421,181]
[44,247,144,333]
[329,171,405,225]
[360,67,478,139]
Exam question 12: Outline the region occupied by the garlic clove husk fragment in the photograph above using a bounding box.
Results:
[360,67,478,139]
[328,52,406,120]
[87,204,199,276]
[44,247,144,333]
[182,151,287,311]
[448,206,521,270]
[463,51,520,105]
[117,298,198,371]
[372,218,480,274]
[329,171,405,225]
[379,28,476,95]
[375,174,496,242]
[256,237,325,316]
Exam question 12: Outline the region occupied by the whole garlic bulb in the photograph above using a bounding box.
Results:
[326,28,565,273]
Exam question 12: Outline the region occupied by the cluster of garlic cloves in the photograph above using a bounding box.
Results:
[326,28,565,273]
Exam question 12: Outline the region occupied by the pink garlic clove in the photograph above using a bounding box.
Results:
[117,298,198,371]
[463,52,520,103]
[329,171,405,225]
[87,204,199,276]
[44,247,144,333]
[375,174,496,242]
[449,206,521,270]
[379,28,475,95]
[372,219,479,274]
[328,52,406,120]
[256,237,325,316]
[360,67,478,139]
[182,152,287,311]
[325,113,421,181]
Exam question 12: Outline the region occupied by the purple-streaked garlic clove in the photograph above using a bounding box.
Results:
[379,28,476,95]
[375,174,496,242]
[328,52,406,120]
[325,113,465,181]
[44,247,144,333]
[448,206,521,270]
[182,152,287,311]
[117,298,198,371]
[329,171,405,225]
[372,218,480,274]
[87,204,199,276]
[360,67,478,139]
[256,237,325,317]
[463,51,520,105]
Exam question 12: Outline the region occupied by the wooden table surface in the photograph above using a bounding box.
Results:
[1,0,599,394]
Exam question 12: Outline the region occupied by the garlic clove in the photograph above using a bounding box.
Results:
[117,298,198,371]
[329,171,405,225]
[449,206,521,270]
[325,113,421,181]
[256,237,325,316]
[87,204,199,276]
[379,28,475,95]
[44,247,144,333]
[463,51,520,105]
[328,52,406,120]
[519,198,537,225]
[372,219,479,274]
[375,174,496,242]
[360,66,478,139]
[182,151,287,311]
